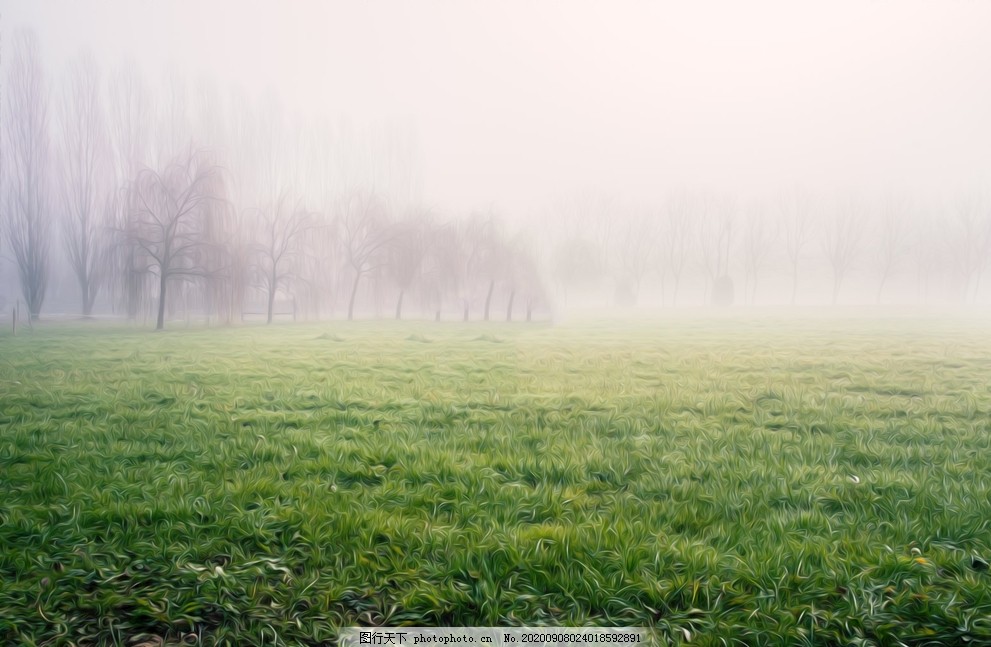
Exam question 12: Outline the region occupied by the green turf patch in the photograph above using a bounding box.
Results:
[1,316,991,645]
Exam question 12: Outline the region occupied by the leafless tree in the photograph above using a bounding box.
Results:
[288,208,336,321]
[57,51,110,316]
[911,207,941,304]
[661,189,692,306]
[615,209,658,306]
[339,190,392,320]
[741,200,776,305]
[778,186,813,305]
[127,148,225,329]
[502,231,544,322]
[195,192,240,324]
[550,193,614,304]
[949,193,991,304]
[457,214,500,321]
[822,196,864,305]
[477,215,507,321]
[1,30,53,321]
[386,208,431,320]
[189,78,247,325]
[107,62,151,319]
[420,220,461,320]
[697,191,735,304]
[871,194,911,305]
[253,191,311,324]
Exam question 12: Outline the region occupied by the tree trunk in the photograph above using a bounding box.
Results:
[126,249,140,320]
[483,280,494,321]
[506,289,515,322]
[526,299,532,322]
[435,309,441,322]
[80,275,94,317]
[348,272,362,321]
[156,271,168,330]
[29,299,41,322]
[463,301,469,322]
[395,289,405,320]
[266,274,277,324]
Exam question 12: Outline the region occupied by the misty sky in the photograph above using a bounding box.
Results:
[4,1,991,214]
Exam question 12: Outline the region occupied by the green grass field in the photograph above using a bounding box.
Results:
[2,315,991,646]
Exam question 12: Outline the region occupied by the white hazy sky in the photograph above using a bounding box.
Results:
[4,0,991,213]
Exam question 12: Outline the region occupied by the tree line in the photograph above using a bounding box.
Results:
[3,29,990,328]
[0,31,547,329]
[547,187,991,309]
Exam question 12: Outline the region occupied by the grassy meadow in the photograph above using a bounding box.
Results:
[2,313,991,646]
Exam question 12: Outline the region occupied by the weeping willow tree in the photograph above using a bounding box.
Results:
[126,148,226,330]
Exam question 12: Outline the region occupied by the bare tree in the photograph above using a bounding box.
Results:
[779,186,813,305]
[292,208,337,321]
[911,207,941,304]
[190,78,246,325]
[477,215,507,321]
[456,214,498,321]
[550,193,614,305]
[420,220,461,320]
[871,194,911,305]
[253,191,311,324]
[615,209,658,306]
[949,193,991,304]
[697,191,735,304]
[522,256,549,322]
[661,189,692,306]
[107,62,151,320]
[339,190,392,320]
[127,148,224,330]
[196,193,239,325]
[741,200,776,305]
[57,51,110,316]
[1,30,53,321]
[386,208,431,320]
[822,196,864,305]
[501,231,544,322]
